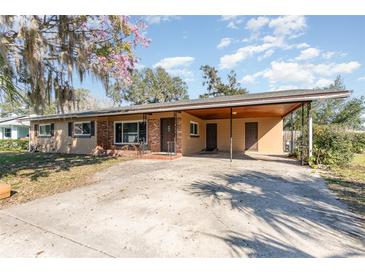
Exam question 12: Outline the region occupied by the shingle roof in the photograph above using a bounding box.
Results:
[28,88,351,121]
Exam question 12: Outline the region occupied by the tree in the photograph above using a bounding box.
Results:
[0,55,28,116]
[40,88,113,115]
[199,65,248,98]
[284,75,365,130]
[121,67,189,105]
[0,15,149,114]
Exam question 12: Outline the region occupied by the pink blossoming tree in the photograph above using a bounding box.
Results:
[0,15,149,114]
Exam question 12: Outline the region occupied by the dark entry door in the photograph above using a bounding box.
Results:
[206,123,217,151]
[161,118,175,152]
[245,122,258,151]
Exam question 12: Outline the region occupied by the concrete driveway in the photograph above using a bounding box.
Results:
[1,153,364,257]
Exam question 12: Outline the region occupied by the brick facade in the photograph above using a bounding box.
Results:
[176,117,182,153]
[97,116,182,154]
[96,120,114,149]
[148,118,160,152]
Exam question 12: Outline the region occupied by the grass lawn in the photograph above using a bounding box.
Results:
[0,151,127,208]
[324,153,365,216]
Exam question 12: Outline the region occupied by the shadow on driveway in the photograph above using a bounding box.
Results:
[187,169,365,257]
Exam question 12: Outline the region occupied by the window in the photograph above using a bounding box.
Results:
[4,128,11,138]
[114,121,147,144]
[39,124,52,136]
[74,122,91,136]
[190,121,199,136]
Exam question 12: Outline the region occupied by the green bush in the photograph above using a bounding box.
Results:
[351,132,365,153]
[311,125,354,167]
[0,139,29,151]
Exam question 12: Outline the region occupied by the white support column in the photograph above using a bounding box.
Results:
[230,108,233,164]
[308,102,313,158]
[301,103,304,166]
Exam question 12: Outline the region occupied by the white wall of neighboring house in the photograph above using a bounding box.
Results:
[0,116,30,140]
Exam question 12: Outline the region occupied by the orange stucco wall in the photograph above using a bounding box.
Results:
[30,111,283,155]
[30,118,97,154]
[180,113,283,155]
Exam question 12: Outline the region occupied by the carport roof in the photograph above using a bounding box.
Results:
[28,88,351,121]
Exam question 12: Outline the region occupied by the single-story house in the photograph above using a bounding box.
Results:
[0,115,30,140]
[28,89,350,158]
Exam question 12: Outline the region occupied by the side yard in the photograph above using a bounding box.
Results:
[323,153,365,216]
[0,151,127,208]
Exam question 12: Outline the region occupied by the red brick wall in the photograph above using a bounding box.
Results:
[97,120,113,149]
[148,116,182,153]
[176,117,182,153]
[148,118,160,152]
[97,115,182,154]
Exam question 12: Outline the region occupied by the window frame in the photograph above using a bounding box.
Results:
[73,121,92,137]
[114,120,147,145]
[190,121,199,137]
[4,127,11,138]
[38,123,52,137]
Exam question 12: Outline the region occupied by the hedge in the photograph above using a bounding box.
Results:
[310,125,365,168]
[0,139,29,151]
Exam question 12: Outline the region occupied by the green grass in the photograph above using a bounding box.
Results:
[0,151,127,208]
[324,153,365,216]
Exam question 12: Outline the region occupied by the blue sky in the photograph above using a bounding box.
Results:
[76,16,365,101]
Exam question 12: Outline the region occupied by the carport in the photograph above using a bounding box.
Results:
[184,89,351,164]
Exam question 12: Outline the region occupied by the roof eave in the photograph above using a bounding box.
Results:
[28,89,351,121]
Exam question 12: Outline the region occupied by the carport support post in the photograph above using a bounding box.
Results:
[290,112,294,154]
[230,107,233,164]
[307,102,313,158]
[301,103,304,166]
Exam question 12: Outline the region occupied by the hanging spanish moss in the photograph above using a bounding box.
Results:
[0,15,149,114]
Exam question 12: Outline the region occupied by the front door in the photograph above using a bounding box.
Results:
[206,123,217,151]
[245,122,258,151]
[160,118,175,152]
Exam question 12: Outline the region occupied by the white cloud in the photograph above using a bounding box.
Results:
[217,37,233,49]
[312,61,361,76]
[295,47,321,61]
[322,51,336,59]
[268,15,307,37]
[246,60,361,87]
[153,56,194,70]
[263,61,315,84]
[315,78,333,87]
[258,49,275,61]
[296,43,310,49]
[358,76,365,81]
[241,71,265,84]
[219,43,273,69]
[272,85,299,91]
[219,16,310,69]
[241,74,256,84]
[245,16,269,32]
[153,56,195,82]
[220,16,245,29]
[143,16,180,25]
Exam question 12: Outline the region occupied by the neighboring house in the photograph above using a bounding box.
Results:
[0,115,30,140]
[28,89,350,156]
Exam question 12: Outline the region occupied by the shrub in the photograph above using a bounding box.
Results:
[351,132,365,153]
[311,125,354,167]
[0,139,29,151]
